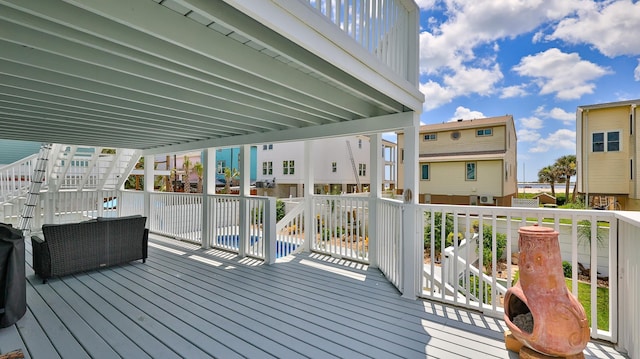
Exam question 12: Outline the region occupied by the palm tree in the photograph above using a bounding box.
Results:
[182,155,192,193]
[192,162,204,193]
[223,167,239,194]
[537,165,559,197]
[555,155,577,202]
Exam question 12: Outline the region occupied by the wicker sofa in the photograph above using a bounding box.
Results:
[31,215,148,283]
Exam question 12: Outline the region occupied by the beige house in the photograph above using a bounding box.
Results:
[397,115,518,206]
[577,99,640,210]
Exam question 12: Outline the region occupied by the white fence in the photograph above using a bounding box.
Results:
[377,199,403,291]
[306,0,416,80]
[418,204,617,343]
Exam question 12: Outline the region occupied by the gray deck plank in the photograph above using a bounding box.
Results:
[2,234,626,359]
[109,265,323,358]
[147,240,504,358]
[46,280,152,359]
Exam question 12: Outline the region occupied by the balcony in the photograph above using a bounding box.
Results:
[1,188,636,358]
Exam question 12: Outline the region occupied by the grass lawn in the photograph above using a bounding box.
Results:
[566,279,609,331]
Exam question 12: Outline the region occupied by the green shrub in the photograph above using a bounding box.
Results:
[473,221,507,272]
[562,261,572,278]
[276,200,285,222]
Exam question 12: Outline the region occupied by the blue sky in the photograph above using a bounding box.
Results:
[412,0,640,181]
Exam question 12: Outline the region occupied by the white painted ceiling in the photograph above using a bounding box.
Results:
[0,0,411,154]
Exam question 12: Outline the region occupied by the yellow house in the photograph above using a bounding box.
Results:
[577,99,640,210]
[396,115,517,206]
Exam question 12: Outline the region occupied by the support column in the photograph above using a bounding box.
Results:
[368,134,382,268]
[238,145,251,257]
[303,140,314,252]
[263,196,277,264]
[201,148,216,249]
[401,113,420,300]
[143,154,154,228]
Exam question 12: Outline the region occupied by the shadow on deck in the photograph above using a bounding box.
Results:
[0,234,627,358]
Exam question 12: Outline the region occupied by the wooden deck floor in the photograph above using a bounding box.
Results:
[0,234,627,359]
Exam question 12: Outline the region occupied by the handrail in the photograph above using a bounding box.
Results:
[0,153,38,203]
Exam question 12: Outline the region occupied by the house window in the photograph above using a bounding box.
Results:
[268,144,273,150]
[476,128,493,137]
[465,162,476,181]
[592,131,620,152]
[283,160,294,175]
[423,133,437,141]
[262,161,272,175]
[262,145,267,150]
[608,132,620,151]
[421,164,430,180]
[216,160,225,174]
[331,162,337,173]
[358,139,362,149]
[358,163,366,176]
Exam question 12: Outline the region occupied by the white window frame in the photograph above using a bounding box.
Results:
[262,161,272,175]
[283,160,295,175]
[420,163,430,180]
[592,130,621,152]
[465,162,476,181]
[423,133,437,141]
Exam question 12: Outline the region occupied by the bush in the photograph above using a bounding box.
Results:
[276,200,285,222]
[424,212,456,254]
[473,221,507,272]
[562,261,572,278]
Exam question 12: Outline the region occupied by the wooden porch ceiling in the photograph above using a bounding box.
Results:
[0,234,626,358]
[0,0,419,154]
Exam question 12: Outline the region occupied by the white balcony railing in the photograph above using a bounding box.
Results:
[14,189,640,357]
[307,0,417,82]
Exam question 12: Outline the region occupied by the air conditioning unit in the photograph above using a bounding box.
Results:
[479,195,494,204]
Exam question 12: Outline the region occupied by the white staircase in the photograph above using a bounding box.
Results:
[18,143,52,230]
[1,144,141,228]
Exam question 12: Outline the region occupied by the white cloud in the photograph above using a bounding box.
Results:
[500,85,528,99]
[449,106,485,121]
[419,1,586,75]
[520,117,543,130]
[548,1,640,57]
[415,0,437,10]
[529,129,576,153]
[534,106,575,125]
[513,48,611,100]
[635,59,640,81]
[419,65,503,110]
[517,128,541,143]
[420,80,455,111]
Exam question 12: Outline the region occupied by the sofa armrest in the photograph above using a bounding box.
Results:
[142,228,149,262]
[31,235,51,282]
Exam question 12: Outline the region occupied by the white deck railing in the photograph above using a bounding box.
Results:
[310,195,370,262]
[416,204,618,343]
[13,188,639,356]
[0,153,37,203]
[307,0,416,81]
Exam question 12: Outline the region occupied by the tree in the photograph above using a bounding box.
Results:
[537,165,559,197]
[192,162,204,193]
[554,155,577,203]
[182,155,192,193]
[223,167,239,194]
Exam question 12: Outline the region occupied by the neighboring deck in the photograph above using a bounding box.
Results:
[0,234,627,359]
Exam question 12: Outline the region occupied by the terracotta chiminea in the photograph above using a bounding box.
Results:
[504,225,590,357]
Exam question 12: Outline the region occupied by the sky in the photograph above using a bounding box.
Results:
[411,0,640,182]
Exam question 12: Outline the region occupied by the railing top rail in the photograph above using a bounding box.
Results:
[0,153,38,171]
[418,203,617,219]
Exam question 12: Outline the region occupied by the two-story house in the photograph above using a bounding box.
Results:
[396,115,518,206]
[577,99,640,210]
[255,136,396,198]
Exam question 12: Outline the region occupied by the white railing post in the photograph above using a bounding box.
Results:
[238,145,251,257]
[143,155,154,226]
[264,197,277,264]
[401,113,420,299]
[368,133,382,268]
[201,148,216,249]
[303,140,314,253]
